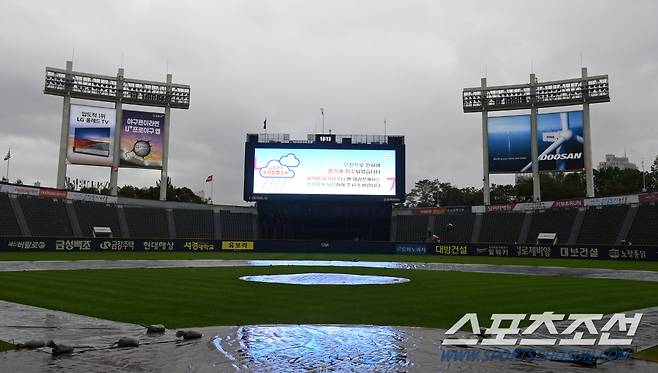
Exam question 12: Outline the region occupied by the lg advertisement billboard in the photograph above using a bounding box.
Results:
[120,110,165,169]
[67,104,116,167]
[488,111,584,173]
[67,106,165,170]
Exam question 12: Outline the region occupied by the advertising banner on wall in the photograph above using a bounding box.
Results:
[488,111,584,173]
[67,104,116,166]
[120,110,165,169]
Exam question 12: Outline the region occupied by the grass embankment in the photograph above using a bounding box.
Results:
[0,266,656,328]
[634,346,658,363]
[0,340,14,352]
[1,251,658,271]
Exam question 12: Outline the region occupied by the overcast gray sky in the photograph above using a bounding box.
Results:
[0,1,656,205]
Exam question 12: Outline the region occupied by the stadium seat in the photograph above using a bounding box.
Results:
[174,209,214,239]
[19,196,73,237]
[220,211,255,240]
[577,205,629,245]
[73,201,121,238]
[526,208,578,244]
[478,212,525,243]
[395,215,428,242]
[0,193,21,236]
[123,206,170,238]
[433,213,475,243]
[626,204,658,245]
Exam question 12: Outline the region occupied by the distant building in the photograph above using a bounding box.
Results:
[598,154,638,170]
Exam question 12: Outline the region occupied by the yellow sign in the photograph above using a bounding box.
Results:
[435,245,468,255]
[221,241,254,250]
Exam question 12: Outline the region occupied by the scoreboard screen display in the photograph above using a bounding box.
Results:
[244,142,405,202]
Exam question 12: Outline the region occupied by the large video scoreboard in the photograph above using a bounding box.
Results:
[244,136,405,202]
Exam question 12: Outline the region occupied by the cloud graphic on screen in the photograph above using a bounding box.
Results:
[279,153,300,167]
[259,160,295,178]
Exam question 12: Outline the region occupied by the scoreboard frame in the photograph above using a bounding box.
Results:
[243,140,405,203]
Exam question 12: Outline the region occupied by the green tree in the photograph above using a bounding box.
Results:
[404,179,442,207]
[594,168,644,197]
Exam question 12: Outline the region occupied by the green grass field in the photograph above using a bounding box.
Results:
[0,340,14,352]
[0,266,656,329]
[1,251,658,271]
[635,345,658,362]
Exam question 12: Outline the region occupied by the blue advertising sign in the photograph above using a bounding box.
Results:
[488,111,584,173]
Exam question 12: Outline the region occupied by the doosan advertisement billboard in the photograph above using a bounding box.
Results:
[488,111,584,173]
[67,104,116,167]
[120,110,165,169]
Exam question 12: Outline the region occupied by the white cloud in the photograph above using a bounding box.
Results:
[279,153,300,167]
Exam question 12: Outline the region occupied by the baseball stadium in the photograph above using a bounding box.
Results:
[0,60,657,373]
[2,1,658,371]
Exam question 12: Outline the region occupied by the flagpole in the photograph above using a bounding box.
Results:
[4,147,9,182]
[211,178,214,204]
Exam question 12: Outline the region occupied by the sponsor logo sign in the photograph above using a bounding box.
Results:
[435,245,468,255]
[395,244,427,255]
[222,241,254,250]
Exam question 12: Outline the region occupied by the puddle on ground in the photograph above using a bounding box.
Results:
[239,272,410,285]
[213,325,409,371]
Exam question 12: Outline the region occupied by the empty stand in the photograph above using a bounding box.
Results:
[0,193,21,236]
[626,204,658,245]
[433,213,475,242]
[19,196,73,237]
[123,206,170,238]
[73,201,121,237]
[478,212,525,243]
[174,209,214,239]
[395,215,428,241]
[220,211,255,240]
[577,205,628,245]
[526,208,578,244]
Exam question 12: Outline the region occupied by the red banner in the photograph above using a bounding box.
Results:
[639,192,658,203]
[411,207,447,215]
[39,188,68,199]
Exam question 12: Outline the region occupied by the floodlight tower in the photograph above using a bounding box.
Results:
[44,61,190,200]
[462,68,609,204]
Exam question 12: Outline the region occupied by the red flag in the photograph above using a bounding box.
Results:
[206,175,213,182]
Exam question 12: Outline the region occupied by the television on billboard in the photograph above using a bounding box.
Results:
[67,105,116,167]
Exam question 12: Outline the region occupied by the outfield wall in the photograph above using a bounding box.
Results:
[0,237,656,262]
